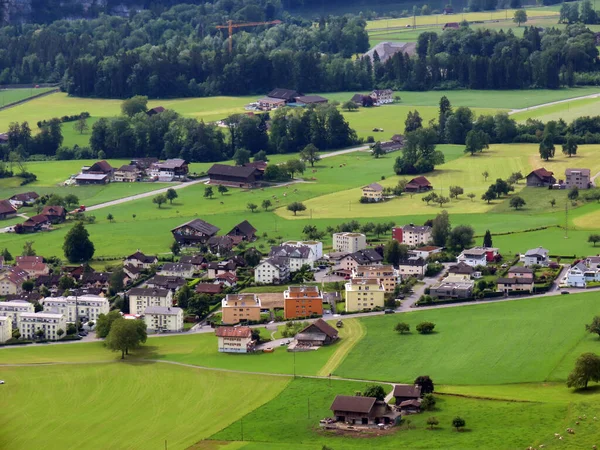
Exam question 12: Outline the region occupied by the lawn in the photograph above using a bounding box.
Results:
[209,378,590,449]
[0,87,56,108]
[0,362,289,450]
[511,94,600,123]
[335,291,600,385]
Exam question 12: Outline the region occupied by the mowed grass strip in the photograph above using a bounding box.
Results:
[336,291,600,385]
[210,378,571,449]
[511,94,600,123]
[0,87,55,107]
[317,318,365,377]
[0,363,289,450]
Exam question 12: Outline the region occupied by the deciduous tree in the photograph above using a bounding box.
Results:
[299,143,320,167]
[562,134,578,157]
[395,322,410,334]
[513,9,527,26]
[247,202,258,213]
[121,95,148,117]
[152,194,167,208]
[362,384,386,401]
[509,195,526,210]
[218,185,229,195]
[385,240,409,265]
[415,375,435,394]
[204,186,214,199]
[586,316,600,336]
[589,234,600,247]
[96,310,123,338]
[452,416,466,431]
[166,188,178,204]
[262,199,272,211]
[287,202,306,216]
[567,352,600,389]
[105,319,147,359]
[63,221,95,263]
[371,142,385,158]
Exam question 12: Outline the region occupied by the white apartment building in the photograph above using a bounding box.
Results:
[0,316,12,343]
[128,288,174,316]
[143,306,184,333]
[0,300,35,325]
[42,295,110,322]
[282,240,323,260]
[332,232,367,253]
[18,312,67,341]
[254,258,290,284]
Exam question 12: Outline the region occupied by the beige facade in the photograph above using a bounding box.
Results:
[18,312,67,341]
[42,295,109,322]
[361,183,383,201]
[128,288,174,316]
[332,232,367,253]
[0,268,28,296]
[0,300,35,325]
[352,265,399,292]
[0,316,12,343]
[144,306,184,332]
[397,259,427,277]
[344,278,385,312]
[221,293,262,324]
[215,326,255,353]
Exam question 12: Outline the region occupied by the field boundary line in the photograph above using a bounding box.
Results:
[437,391,537,403]
[317,318,365,377]
[0,88,60,112]
[509,92,600,116]
[544,332,590,382]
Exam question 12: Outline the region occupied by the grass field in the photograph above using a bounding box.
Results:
[0,87,55,107]
[0,362,289,450]
[511,94,600,123]
[335,291,600,385]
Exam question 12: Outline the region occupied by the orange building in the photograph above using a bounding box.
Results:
[283,286,323,320]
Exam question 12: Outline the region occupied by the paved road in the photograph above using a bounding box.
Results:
[508,92,600,116]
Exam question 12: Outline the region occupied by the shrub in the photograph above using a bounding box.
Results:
[416,321,436,334]
[421,394,436,410]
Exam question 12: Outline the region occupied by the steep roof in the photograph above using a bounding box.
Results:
[407,176,432,187]
[300,318,338,339]
[89,160,113,173]
[0,267,28,285]
[349,249,384,265]
[393,384,421,398]
[270,245,311,259]
[179,255,206,265]
[41,205,65,216]
[525,247,549,257]
[125,251,157,264]
[528,168,554,181]
[227,220,257,237]
[117,164,138,172]
[161,262,194,273]
[267,88,301,100]
[449,262,474,274]
[207,164,260,179]
[10,191,39,202]
[0,199,17,215]
[330,395,377,413]
[159,158,187,169]
[363,182,383,191]
[172,219,219,236]
[215,326,252,338]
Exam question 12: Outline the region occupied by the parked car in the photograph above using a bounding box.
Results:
[384,309,395,314]
[561,291,570,295]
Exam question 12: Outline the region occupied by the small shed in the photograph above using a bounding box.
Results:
[295,318,339,346]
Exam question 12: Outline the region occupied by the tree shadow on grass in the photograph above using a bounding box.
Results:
[570,385,600,396]
[117,345,160,364]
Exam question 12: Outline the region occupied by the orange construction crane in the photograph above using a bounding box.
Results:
[216,19,282,53]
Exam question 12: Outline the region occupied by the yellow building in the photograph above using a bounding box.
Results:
[344,278,385,312]
[352,265,399,292]
[361,183,383,201]
[221,293,262,324]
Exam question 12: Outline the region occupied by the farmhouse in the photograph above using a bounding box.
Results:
[146,106,165,116]
[207,164,261,188]
[215,326,255,353]
[267,88,301,102]
[113,164,140,182]
[397,257,427,277]
[565,168,591,189]
[143,306,183,333]
[41,205,66,224]
[364,41,417,63]
[221,293,261,325]
[257,96,286,110]
[76,160,114,185]
[0,316,11,343]
[352,265,399,292]
[171,219,219,245]
[344,278,385,312]
[283,285,323,319]
[215,271,237,287]
[148,158,188,181]
[405,176,432,193]
[332,232,366,253]
[159,262,195,278]
[330,395,396,426]
[370,89,394,105]
[254,257,290,284]
[9,191,38,208]
[523,247,549,267]
[392,224,432,247]
[128,288,173,316]
[20,214,51,232]
[393,384,422,405]
[526,168,556,187]
[295,95,328,106]
[361,183,383,201]
[18,312,67,341]
[429,277,474,299]
[443,22,460,30]
[293,318,338,347]
[0,267,28,295]
[227,220,257,242]
[0,199,17,219]
[207,259,238,278]
[207,236,235,256]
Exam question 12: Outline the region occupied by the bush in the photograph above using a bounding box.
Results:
[421,393,436,410]
[416,321,436,334]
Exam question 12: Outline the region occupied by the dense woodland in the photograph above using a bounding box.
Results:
[0,1,599,96]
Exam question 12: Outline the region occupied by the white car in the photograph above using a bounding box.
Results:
[0,380,4,384]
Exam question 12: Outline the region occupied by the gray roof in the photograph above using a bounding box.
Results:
[364,41,417,62]
[144,306,182,315]
[128,288,170,297]
[364,183,383,191]
[349,249,384,265]
[565,168,591,176]
[75,173,108,181]
[330,395,377,414]
[270,245,311,259]
[161,262,194,273]
[259,257,289,269]
[525,247,548,257]
[507,266,533,274]
[172,219,219,236]
[402,224,431,233]
[393,384,421,398]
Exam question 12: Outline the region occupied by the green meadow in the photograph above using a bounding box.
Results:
[0,87,55,107]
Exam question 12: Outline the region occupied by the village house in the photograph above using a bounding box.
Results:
[496,276,534,294]
[345,278,385,312]
[41,205,66,224]
[338,249,384,271]
[20,214,51,233]
[15,256,49,277]
[565,260,600,288]
[507,266,534,279]
[9,191,38,208]
[195,283,224,295]
[526,168,556,187]
[283,285,323,319]
[329,395,396,426]
[215,271,238,288]
[143,306,183,333]
[227,220,257,242]
[207,235,235,257]
[148,158,188,181]
[0,199,17,220]
[586,256,600,268]
[0,316,12,343]
[447,262,475,279]
[352,265,400,292]
[0,300,34,325]
[393,385,422,413]
[18,311,67,341]
[429,276,474,299]
[113,164,141,182]
[160,262,195,279]
[254,257,290,284]
[145,275,186,291]
[80,272,113,291]
[292,318,339,349]
[565,168,592,189]
[128,288,173,316]
[405,176,432,193]
[457,247,498,267]
[221,293,262,325]
[523,247,549,267]
[332,232,367,253]
[257,96,286,110]
[282,240,323,260]
[0,267,28,295]
[392,224,432,247]
[178,255,206,271]
[171,219,219,246]
[146,106,165,116]
[364,41,417,63]
[269,244,316,271]
[207,164,262,188]
[130,157,159,173]
[4,292,43,302]
[42,295,110,322]
[215,326,256,353]
[123,265,143,281]
[76,160,114,185]
[397,257,427,277]
[370,89,394,105]
[361,183,384,201]
[407,245,443,259]
[206,260,238,279]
